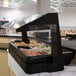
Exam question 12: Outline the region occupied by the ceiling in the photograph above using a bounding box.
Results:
[62,0,76,7]
[0,0,30,8]
[0,0,76,9]
[50,0,76,12]
[50,0,76,7]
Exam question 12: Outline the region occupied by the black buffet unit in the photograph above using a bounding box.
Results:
[9,13,74,74]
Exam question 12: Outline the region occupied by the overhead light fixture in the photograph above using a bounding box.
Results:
[3,0,9,7]
[13,23,20,29]
[32,0,37,3]
[50,0,64,12]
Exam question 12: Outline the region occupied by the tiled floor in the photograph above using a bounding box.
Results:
[0,50,9,76]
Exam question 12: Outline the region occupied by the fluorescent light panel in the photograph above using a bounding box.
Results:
[32,0,37,3]
[3,0,9,7]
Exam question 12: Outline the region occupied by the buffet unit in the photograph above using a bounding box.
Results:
[9,13,74,74]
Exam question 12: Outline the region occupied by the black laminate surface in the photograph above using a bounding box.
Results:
[0,34,21,38]
[61,40,76,51]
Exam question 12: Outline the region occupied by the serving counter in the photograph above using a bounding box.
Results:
[0,34,21,76]
[66,33,76,40]
[0,34,21,49]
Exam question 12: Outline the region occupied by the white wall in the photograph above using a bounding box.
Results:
[59,7,76,27]
[0,2,36,22]
[0,7,24,21]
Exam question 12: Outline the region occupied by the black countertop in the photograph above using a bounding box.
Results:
[61,39,76,52]
[0,34,21,38]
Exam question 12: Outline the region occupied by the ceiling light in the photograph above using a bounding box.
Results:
[13,23,20,29]
[32,0,37,3]
[3,0,9,7]
[50,0,63,12]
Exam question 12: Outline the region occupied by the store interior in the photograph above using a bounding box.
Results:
[0,0,76,76]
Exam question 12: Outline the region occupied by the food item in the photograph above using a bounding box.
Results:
[13,39,51,56]
[29,39,37,44]
[13,39,38,46]
[19,47,49,56]
[14,42,26,46]
[25,51,48,56]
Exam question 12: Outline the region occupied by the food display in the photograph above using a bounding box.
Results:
[13,39,38,46]
[20,47,51,56]
[9,13,64,74]
[21,49,48,56]
[12,39,51,56]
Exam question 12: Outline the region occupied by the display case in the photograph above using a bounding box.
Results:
[9,13,64,74]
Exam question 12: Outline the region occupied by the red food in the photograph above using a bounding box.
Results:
[39,51,48,55]
[25,51,48,56]
[26,51,39,56]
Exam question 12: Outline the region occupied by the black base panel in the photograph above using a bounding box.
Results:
[9,43,64,74]
[9,43,75,74]
[62,48,75,65]
[9,49,64,74]
[9,48,26,72]
[63,53,75,65]
[9,43,53,64]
